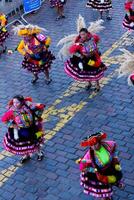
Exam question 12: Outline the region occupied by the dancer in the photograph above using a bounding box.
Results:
[13,24,55,84]
[57,15,107,92]
[123,0,134,30]
[118,49,134,86]
[2,95,45,163]
[51,0,66,20]
[0,12,9,55]
[86,0,112,20]
[76,132,123,200]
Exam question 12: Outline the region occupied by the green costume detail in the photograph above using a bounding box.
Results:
[95,146,110,165]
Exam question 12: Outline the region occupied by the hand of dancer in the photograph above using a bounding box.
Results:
[75,158,81,164]
[115,164,122,171]
[117,182,125,189]
[25,53,30,59]
[78,62,84,70]
[13,128,19,140]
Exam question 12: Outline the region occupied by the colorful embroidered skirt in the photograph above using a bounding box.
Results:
[123,13,134,30]
[22,51,55,73]
[0,29,9,45]
[3,128,44,155]
[86,0,112,11]
[50,0,66,7]
[64,55,107,82]
[80,171,113,198]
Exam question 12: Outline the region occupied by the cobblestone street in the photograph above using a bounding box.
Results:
[0,0,134,200]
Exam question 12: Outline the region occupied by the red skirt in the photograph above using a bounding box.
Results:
[123,14,134,30]
[64,54,107,82]
[22,51,55,73]
[3,128,44,155]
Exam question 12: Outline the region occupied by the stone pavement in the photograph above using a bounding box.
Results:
[0,0,134,200]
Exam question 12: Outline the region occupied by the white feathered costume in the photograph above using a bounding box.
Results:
[118,49,134,86]
[57,15,107,84]
[57,14,105,59]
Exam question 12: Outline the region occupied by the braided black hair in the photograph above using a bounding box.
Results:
[13,95,25,104]
[79,28,88,33]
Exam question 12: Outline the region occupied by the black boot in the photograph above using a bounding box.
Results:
[20,156,31,164]
[37,151,44,161]
[45,78,52,85]
[31,75,39,84]
[86,82,92,91]
[94,86,100,92]
[3,46,7,53]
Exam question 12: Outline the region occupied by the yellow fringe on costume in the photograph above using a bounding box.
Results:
[1,27,7,32]
[18,29,29,36]
[45,37,51,46]
[107,175,117,184]
[17,40,26,56]
[88,59,95,66]
[0,14,7,27]
[35,131,44,139]
[14,24,47,36]
[18,28,41,36]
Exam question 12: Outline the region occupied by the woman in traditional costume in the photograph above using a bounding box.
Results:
[2,95,45,163]
[51,0,66,20]
[57,15,107,92]
[0,12,9,54]
[13,24,55,84]
[123,0,134,30]
[76,132,123,200]
[86,0,112,20]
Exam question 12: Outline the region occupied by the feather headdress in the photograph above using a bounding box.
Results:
[118,49,134,77]
[87,19,104,34]
[118,49,134,86]
[57,14,105,59]
[13,24,47,36]
[76,14,86,33]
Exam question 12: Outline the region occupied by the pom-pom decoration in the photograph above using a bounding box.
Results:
[1,110,14,123]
